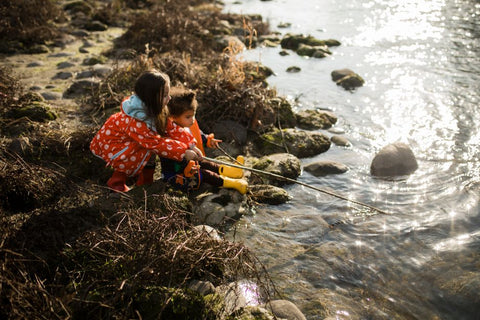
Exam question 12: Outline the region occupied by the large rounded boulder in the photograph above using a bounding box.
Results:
[370,142,418,177]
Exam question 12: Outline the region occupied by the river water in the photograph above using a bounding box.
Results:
[222,0,480,319]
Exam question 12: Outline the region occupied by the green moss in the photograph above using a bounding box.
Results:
[297,44,316,56]
[252,158,274,170]
[269,97,296,128]
[135,286,223,320]
[83,55,108,66]
[227,306,273,320]
[7,101,57,122]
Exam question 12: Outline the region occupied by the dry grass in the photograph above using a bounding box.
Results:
[0,66,23,113]
[0,0,63,51]
[0,0,282,318]
[0,186,274,318]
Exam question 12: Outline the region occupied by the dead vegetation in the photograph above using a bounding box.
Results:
[0,0,63,53]
[0,0,285,318]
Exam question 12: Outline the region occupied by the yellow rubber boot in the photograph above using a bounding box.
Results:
[222,177,248,194]
[219,155,245,178]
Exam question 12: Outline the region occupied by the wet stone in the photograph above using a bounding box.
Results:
[287,66,301,73]
[252,153,301,186]
[41,92,62,101]
[49,52,75,57]
[370,142,418,177]
[296,109,337,130]
[76,70,95,79]
[304,160,349,176]
[63,79,100,98]
[52,71,74,80]
[57,61,76,69]
[249,184,289,205]
[27,61,44,67]
[331,135,350,147]
[262,300,307,320]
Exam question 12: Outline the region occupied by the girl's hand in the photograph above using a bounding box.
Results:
[190,146,204,160]
[184,149,199,161]
[184,147,203,161]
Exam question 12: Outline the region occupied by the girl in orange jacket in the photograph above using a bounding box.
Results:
[90,70,202,192]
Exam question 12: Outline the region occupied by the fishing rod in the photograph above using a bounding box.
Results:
[203,155,391,215]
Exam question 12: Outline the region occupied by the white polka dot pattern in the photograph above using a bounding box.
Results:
[90,108,188,176]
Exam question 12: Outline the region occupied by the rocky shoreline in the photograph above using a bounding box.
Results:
[0,1,385,319]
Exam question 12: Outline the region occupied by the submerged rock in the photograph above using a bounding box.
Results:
[370,142,418,177]
[296,43,331,58]
[331,68,365,90]
[286,66,301,73]
[281,34,341,51]
[330,135,351,147]
[304,160,348,176]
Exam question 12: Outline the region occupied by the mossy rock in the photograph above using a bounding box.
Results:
[254,128,330,158]
[331,68,365,90]
[134,286,224,319]
[252,153,301,186]
[296,44,316,56]
[296,44,331,58]
[245,63,274,81]
[249,184,289,204]
[27,44,50,54]
[83,55,108,66]
[336,74,365,90]
[324,39,341,46]
[6,101,57,122]
[286,66,301,73]
[19,91,45,104]
[227,305,275,320]
[268,97,296,128]
[281,34,327,50]
[296,109,337,130]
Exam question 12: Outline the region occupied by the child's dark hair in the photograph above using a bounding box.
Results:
[168,87,198,117]
[134,69,170,133]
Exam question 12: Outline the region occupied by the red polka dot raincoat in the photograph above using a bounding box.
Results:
[90,95,189,177]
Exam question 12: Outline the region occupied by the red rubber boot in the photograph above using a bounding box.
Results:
[107,170,130,192]
[136,167,155,186]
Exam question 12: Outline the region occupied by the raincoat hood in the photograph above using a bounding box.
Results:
[121,94,156,131]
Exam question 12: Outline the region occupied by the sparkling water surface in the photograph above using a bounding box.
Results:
[222,0,480,318]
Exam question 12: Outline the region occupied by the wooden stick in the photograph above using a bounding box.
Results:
[204,156,391,215]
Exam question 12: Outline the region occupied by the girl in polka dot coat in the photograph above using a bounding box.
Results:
[90,70,202,192]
